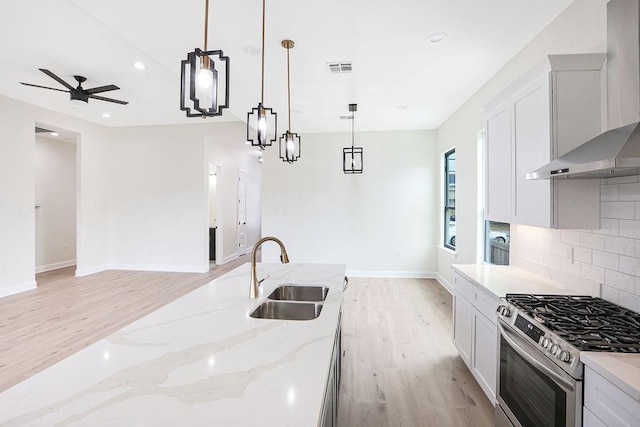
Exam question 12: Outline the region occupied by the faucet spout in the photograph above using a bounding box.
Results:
[250,236,290,298]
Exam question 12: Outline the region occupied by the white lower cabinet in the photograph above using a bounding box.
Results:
[584,407,607,427]
[584,366,640,427]
[320,312,341,427]
[472,307,498,403]
[453,291,473,368]
[452,273,499,405]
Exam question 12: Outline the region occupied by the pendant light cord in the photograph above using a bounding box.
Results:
[287,45,291,130]
[261,0,266,103]
[203,0,209,51]
[351,110,355,148]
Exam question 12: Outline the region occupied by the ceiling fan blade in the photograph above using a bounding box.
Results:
[20,82,69,93]
[39,69,74,90]
[88,94,128,105]
[85,85,120,95]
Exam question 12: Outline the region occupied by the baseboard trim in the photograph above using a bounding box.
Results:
[0,280,37,298]
[346,270,437,279]
[108,263,209,273]
[36,259,76,274]
[435,273,453,295]
[217,252,239,266]
[75,264,109,277]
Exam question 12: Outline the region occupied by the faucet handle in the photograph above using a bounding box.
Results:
[258,274,270,285]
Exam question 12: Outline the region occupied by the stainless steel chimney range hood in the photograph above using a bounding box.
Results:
[528,0,640,180]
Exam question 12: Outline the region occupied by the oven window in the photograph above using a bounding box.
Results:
[499,336,567,427]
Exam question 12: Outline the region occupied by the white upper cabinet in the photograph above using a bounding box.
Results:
[485,54,605,229]
[485,103,512,223]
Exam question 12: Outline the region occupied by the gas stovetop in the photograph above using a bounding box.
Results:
[506,294,640,353]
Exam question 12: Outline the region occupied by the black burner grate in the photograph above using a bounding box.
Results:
[506,294,640,353]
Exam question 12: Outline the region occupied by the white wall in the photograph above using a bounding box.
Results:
[107,121,258,272]
[436,0,608,287]
[262,130,438,277]
[0,95,111,296]
[35,136,77,272]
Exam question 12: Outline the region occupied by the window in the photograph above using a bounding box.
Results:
[485,221,510,264]
[444,149,456,250]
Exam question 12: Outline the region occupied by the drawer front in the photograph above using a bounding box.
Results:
[453,273,473,302]
[584,367,640,427]
[473,286,499,325]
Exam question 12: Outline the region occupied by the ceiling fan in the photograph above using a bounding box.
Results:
[20,69,128,105]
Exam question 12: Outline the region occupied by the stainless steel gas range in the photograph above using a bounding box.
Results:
[495,294,640,427]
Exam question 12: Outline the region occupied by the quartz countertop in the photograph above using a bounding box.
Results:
[0,262,346,426]
[582,352,640,402]
[452,263,595,299]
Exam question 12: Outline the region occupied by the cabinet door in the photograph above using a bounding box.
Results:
[472,309,498,404]
[485,104,512,223]
[512,75,552,228]
[453,292,473,368]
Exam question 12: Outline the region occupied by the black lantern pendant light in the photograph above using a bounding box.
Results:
[247,0,277,148]
[180,0,230,118]
[343,104,363,173]
[279,40,301,163]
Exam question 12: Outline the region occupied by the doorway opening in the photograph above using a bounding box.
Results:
[208,164,222,269]
[34,124,79,285]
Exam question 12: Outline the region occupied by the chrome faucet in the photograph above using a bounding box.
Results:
[250,236,290,298]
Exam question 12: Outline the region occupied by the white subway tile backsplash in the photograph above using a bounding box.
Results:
[604,269,635,293]
[580,233,605,251]
[551,242,569,258]
[600,285,619,303]
[619,182,640,201]
[619,255,640,277]
[581,263,604,283]
[601,184,619,201]
[605,176,638,185]
[601,201,635,219]
[508,175,640,307]
[592,218,618,236]
[572,246,592,264]
[592,250,619,270]
[617,291,640,312]
[561,230,581,246]
[619,220,640,239]
[604,236,635,256]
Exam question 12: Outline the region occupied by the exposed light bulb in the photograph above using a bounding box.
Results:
[286,136,294,157]
[257,109,267,145]
[197,68,214,89]
[351,157,356,168]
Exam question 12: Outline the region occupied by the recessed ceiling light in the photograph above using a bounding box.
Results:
[50,132,59,137]
[133,62,146,70]
[244,46,261,56]
[102,113,111,118]
[397,104,409,110]
[427,32,448,43]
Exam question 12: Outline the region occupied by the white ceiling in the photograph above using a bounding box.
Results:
[0,0,573,133]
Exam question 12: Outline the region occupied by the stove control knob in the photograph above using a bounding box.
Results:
[549,343,560,355]
[498,306,511,317]
[558,350,572,363]
[541,337,551,348]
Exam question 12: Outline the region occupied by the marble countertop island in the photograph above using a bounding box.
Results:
[0,262,346,426]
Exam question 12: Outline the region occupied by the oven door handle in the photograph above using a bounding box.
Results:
[498,321,575,392]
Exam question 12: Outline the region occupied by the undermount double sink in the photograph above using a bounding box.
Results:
[250,284,329,321]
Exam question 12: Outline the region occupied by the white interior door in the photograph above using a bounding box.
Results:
[238,170,247,254]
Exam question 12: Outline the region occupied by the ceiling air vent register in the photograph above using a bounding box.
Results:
[327,62,353,75]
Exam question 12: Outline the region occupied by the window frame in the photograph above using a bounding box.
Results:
[444,148,456,251]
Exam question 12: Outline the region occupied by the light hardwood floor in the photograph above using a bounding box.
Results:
[2,268,494,426]
[338,277,495,426]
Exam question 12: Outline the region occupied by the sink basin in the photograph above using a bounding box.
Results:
[250,301,323,321]
[267,285,329,302]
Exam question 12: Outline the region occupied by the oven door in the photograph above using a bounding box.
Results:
[497,320,582,427]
